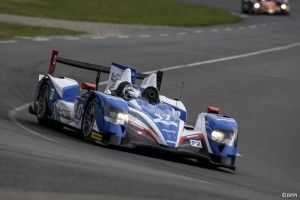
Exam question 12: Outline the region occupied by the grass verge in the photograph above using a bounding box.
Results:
[0,0,241,27]
[0,22,83,39]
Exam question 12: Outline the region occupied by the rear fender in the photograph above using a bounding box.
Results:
[33,75,49,101]
[29,75,51,115]
[31,75,79,118]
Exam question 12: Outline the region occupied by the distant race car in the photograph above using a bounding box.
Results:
[242,0,290,15]
[29,50,239,170]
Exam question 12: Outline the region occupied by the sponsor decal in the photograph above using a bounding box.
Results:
[111,72,121,88]
[106,63,137,91]
[75,103,83,120]
[90,131,102,141]
[56,101,71,120]
[153,115,178,127]
[161,129,176,133]
[49,88,55,100]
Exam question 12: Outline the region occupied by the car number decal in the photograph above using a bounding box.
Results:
[190,140,202,148]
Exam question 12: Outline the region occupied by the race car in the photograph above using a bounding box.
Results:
[241,0,290,15]
[28,50,238,170]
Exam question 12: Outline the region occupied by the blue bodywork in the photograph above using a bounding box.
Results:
[129,99,182,147]
[205,114,238,157]
[62,85,79,102]
[72,91,129,139]
[94,93,129,138]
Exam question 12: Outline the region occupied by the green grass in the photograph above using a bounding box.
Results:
[0,0,241,27]
[0,22,83,39]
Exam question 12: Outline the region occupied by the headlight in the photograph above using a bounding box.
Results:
[211,130,237,146]
[103,106,129,125]
[254,2,260,9]
[281,4,287,10]
[116,113,129,124]
[211,130,225,143]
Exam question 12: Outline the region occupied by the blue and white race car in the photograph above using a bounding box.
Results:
[29,50,238,170]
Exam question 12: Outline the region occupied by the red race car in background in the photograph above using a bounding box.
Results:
[242,0,290,15]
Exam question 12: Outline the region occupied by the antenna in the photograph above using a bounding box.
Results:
[95,71,101,91]
[176,81,184,109]
[179,81,184,100]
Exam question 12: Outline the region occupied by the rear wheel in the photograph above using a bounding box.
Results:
[37,83,50,125]
[82,99,96,140]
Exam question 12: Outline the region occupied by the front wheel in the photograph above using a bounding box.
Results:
[241,2,249,13]
[81,99,96,140]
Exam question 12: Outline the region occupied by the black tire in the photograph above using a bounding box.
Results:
[241,1,248,13]
[36,82,50,125]
[241,6,246,13]
[81,99,96,140]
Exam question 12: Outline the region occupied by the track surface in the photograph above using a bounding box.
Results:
[1,1,300,199]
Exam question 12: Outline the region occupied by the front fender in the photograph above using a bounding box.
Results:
[205,113,238,157]
[94,92,129,138]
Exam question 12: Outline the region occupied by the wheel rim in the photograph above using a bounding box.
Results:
[83,102,96,137]
[37,85,49,119]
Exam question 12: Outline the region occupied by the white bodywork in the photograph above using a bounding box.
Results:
[140,73,157,89]
[195,113,213,153]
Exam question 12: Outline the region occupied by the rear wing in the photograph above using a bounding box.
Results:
[48,50,163,91]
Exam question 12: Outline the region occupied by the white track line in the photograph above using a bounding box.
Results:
[159,33,169,37]
[9,41,300,147]
[210,29,219,33]
[116,35,129,39]
[32,37,50,42]
[139,35,151,38]
[65,36,80,40]
[145,41,300,74]
[194,30,204,34]
[9,103,58,143]
[91,35,107,40]
[177,32,187,36]
[0,40,17,44]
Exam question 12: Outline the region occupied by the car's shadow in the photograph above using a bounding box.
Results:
[110,145,234,174]
[241,11,290,16]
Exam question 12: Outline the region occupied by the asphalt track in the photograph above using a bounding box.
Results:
[1,1,300,199]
